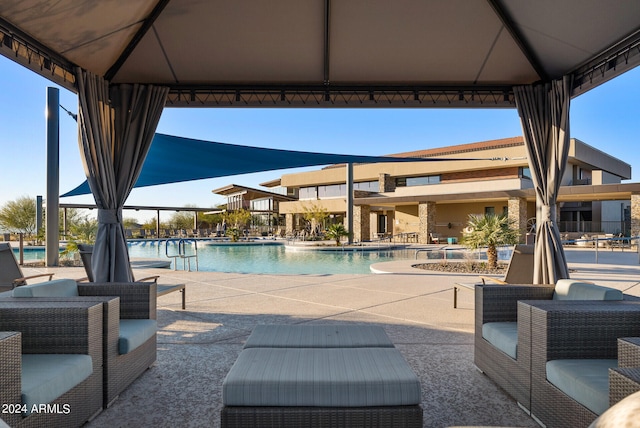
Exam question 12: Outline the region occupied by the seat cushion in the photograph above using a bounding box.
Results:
[222,347,421,407]
[118,319,157,354]
[482,322,518,359]
[546,359,617,415]
[12,279,79,297]
[244,324,394,348]
[21,354,93,414]
[553,280,623,301]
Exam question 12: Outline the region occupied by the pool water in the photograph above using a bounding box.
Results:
[13,242,511,275]
[128,241,414,274]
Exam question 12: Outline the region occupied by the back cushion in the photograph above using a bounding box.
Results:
[12,279,79,297]
[553,279,623,301]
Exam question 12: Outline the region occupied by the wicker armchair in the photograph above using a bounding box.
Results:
[526,300,640,428]
[4,280,158,408]
[0,301,104,427]
[474,283,555,411]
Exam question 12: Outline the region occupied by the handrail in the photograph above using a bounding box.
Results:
[164,238,199,271]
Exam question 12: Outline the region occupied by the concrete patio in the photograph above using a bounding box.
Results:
[19,247,640,428]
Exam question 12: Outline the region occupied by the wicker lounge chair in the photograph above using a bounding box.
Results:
[5,279,158,408]
[475,280,637,413]
[526,300,640,427]
[0,300,104,427]
[78,244,186,309]
[454,244,534,308]
[0,242,53,292]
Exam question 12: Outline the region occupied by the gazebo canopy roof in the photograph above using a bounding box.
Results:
[1,1,639,107]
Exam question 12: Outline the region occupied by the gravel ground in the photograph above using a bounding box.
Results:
[414,261,507,275]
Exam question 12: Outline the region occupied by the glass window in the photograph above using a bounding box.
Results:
[519,167,531,179]
[299,187,318,199]
[396,175,440,187]
[354,181,379,192]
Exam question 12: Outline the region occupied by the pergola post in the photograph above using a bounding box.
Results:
[45,87,59,266]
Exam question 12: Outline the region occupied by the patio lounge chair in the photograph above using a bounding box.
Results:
[526,300,640,427]
[78,244,186,310]
[0,242,53,292]
[7,278,158,408]
[475,280,638,415]
[0,300,104,427]
[453,244,533,308]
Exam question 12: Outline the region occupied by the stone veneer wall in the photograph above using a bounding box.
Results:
[508,197,528,243]
[379,173,395,192]
[285,213,294,234]
[353,205,371,242]
[418,201,436,244]
[631,193,640,239]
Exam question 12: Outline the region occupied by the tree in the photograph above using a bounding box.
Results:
[461,213,519,269]
[302,203,329,232]
[325,223,349,246]
[0,196,36,236]
[61,217,99,259]
[224,209,252,241]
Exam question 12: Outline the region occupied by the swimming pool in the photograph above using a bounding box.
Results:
[13,241,511,275]
[127,241,414,274]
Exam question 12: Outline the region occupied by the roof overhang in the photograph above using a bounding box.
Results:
[354,183,640,206]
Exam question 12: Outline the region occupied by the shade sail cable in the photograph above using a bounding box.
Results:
[61,133,525,197]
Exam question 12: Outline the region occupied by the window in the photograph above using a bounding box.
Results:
[395,175,440,187]
[519,167,531,179]
[354,181,379,192]
[485,207,495,215]
[299,187,318,199]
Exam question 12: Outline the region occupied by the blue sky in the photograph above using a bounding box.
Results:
[1,55,639,222]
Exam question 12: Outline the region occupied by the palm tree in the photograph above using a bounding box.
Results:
[461,213,519,269]
[325,223,349,246]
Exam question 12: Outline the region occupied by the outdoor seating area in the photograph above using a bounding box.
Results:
[1,248,638,427]
[0,278,158,425]
[475,280,640,427]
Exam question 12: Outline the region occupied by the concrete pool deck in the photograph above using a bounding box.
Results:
[16,246,640,428]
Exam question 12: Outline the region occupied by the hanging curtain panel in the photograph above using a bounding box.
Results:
[514,76,572,284]
[76,68,169,282]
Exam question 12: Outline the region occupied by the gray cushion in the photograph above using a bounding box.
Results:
[222,347,421,406]
[118,319,157,354]
[21,354,92,414]
[553,280,623,301]
[12,279,79,297]
[244,324,394,348]
[546,359,617,415]
[482,322,517,359]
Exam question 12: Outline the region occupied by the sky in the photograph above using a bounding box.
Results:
[1,54,639,223]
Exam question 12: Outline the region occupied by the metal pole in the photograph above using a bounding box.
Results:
[35,196,43,240]
[346,163,354,245]
[45,87,60,266]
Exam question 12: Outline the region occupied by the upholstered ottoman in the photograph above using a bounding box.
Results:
[221,347,423,427]
[243,324,395,348]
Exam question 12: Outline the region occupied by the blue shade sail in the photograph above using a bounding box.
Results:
[61,133,467,197]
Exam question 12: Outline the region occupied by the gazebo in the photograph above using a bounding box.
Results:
[1,1,639,283]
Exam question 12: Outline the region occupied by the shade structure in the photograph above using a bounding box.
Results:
[62,133,486,197]
[514,76,571,284]
[1,1,639,107]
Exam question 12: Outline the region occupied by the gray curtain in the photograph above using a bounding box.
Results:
[514,75,572,284]
[76,68,169,282]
